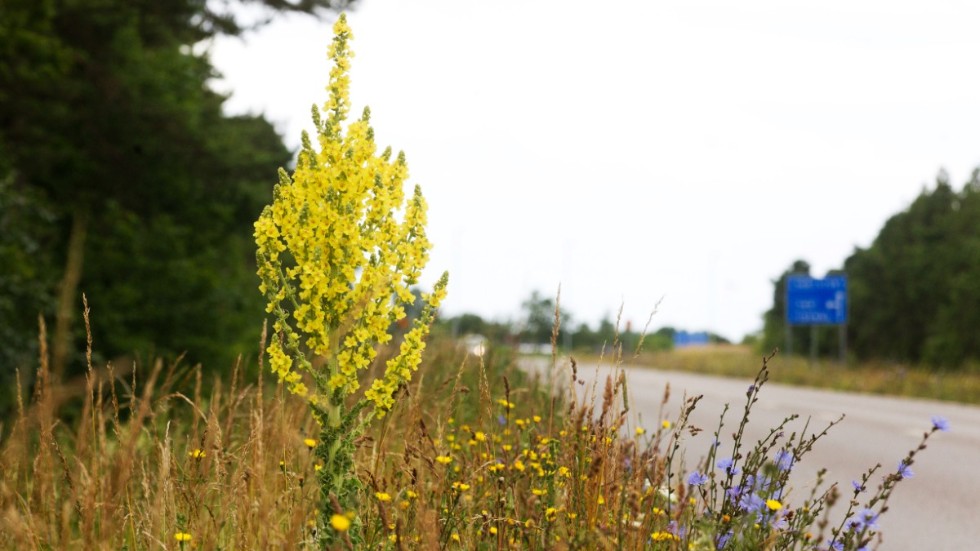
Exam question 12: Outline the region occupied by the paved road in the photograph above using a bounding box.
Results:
[525,357,979,550]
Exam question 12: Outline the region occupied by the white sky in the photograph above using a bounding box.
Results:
[209,0,980,341]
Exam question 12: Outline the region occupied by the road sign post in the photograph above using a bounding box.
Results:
[785,275,848,364]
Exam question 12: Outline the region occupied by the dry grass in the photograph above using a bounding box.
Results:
[2,309,937,550]
[0,308,322,549]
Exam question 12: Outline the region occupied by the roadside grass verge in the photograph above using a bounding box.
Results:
[608,346,980,404]
[1,317,948,549]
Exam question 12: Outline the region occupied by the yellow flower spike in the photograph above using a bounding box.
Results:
[330,514,351,531]
[254,13,448,414]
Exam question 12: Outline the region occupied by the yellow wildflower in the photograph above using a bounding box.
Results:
[254,13,448,414]
[174,532,192,542]
[766,499,783,511]
[375,492,392,502]
[304,438,316,449]
[330,514,351,531]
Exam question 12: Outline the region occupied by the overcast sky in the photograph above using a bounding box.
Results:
[209,0,980,341]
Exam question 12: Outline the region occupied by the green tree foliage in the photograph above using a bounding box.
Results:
[0,0,351,400]
[845,170,980,366]
[519,290,571,345]
[763,170,980,368]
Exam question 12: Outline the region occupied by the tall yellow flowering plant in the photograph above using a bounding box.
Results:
[254,14,447,546]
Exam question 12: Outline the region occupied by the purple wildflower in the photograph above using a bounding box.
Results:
[739,492,765,514]
[774,449,794,472]
[851,480,865,493]
[897,460,914,480]
[717,457,740,476]
[931,416,950,432]
[687,471,709,486]
[852,508,879,531]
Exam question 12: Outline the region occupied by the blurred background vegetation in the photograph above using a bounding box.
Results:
[0,0,358,416]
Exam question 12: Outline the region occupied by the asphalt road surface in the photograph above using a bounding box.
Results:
[524,357,979,550]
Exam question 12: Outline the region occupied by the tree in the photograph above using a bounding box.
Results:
[519,290,571,345]
[0,0,352,389]
[845,170,980,366]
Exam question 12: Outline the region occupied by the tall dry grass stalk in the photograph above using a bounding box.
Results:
[1,301,321,549]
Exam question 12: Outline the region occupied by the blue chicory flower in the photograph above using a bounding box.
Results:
[774,449,794,472]
[931,415,950,432]
[897,460,914,480]
[739,492,765,514]
[717,457,740,476]
[853,508,879,531]
[687,471,709,486]
[715,531,732,550]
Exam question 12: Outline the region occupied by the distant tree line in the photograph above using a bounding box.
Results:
[437,290,729,355]
[0,0,356,415]
[763,169,980,368]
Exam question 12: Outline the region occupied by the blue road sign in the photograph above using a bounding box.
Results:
[786,275,848,325]
[674,331,710,347]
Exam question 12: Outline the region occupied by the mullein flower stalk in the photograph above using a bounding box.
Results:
[254,14,448,547]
